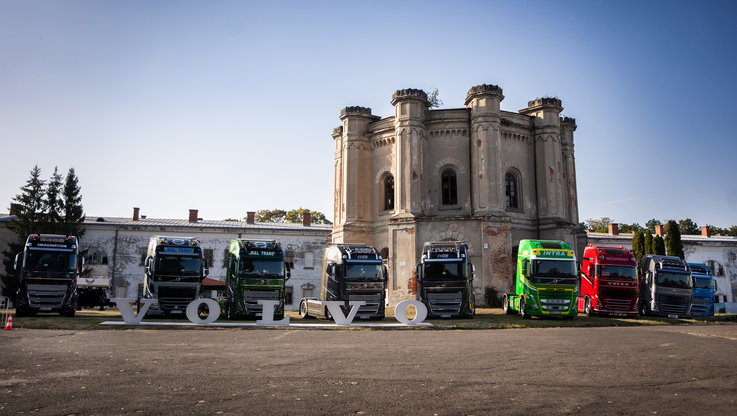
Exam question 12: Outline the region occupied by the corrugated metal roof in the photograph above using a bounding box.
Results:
[84,216,332,232]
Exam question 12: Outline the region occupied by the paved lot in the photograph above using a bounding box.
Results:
[1,324,736,415]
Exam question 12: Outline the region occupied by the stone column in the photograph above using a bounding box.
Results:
[464,84,505,216]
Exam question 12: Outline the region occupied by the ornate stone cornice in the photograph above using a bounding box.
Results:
[464,84,504,105]
[391,88,428,102]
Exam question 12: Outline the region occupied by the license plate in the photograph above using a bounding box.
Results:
[668,314,678,319]
[40,307,51,311]
[550,311,561,315]
[256,313,262,317]
[170,310,182,314]
[441,314,451,318]
[359,316,369,319]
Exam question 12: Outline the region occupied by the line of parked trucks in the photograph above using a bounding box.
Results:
[12,233,719,320]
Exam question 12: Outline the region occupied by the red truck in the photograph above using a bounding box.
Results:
[577,245,638,316]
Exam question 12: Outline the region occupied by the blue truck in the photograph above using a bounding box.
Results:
[688,263,717,316]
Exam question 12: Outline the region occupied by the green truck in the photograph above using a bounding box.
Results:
[502,239,579,319]
[223,239,291,320]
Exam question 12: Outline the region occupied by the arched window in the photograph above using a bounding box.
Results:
[441,170,457,205]
[505,172,519,209]
[384,176,395,211]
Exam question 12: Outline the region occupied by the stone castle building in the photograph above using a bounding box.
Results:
[330,84,587,305]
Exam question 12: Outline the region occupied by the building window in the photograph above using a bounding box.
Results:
[285,286,293,305]
[441,169,457,205]
[302,288,314,298]
[204,249,214,269]
[304,251,314,269]
[384,175,395,211]
[505,172,519,209]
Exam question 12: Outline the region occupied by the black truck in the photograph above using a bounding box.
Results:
[639,254,693,318]
[14,234,82,317]
[414,241,476,318]
[299,243,387,320]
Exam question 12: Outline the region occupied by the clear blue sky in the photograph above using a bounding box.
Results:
[2,0,735,228]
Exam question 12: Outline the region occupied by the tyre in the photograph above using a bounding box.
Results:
[584,297,593,316]
[520,298,531,319]
[640,302,649,317]
[325,306,333,321]
[226,300,233,320]
[502,295,515,315]
[299,301,312,319]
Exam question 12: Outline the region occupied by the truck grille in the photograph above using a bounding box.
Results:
[657,294,689,314]
[349,293,382,316]
[603,298,634,311]
[157,286,197,311]
[539,289,572,299]
[426,291,462,315]
[242,290,280,313]
[691,297,710,315]
[27,284,67,308]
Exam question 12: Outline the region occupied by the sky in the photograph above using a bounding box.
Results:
[1,0,736,228]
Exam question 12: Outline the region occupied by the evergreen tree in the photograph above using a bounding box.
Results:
[665,220,684,259]
[45,166,64,232]
[678,218,700,235]
[60,168,85,238]
[644,233,654,255]
[653,235,666,255]
[632,231,646,265]
[645,219,662,234]
[2,166,47,302]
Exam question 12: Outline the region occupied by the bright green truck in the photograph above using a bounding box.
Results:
[502,239,579,319]
[223,239,291,320]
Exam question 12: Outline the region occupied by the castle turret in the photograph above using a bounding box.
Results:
[560,116,579,225]
[391,89,428,218]
[520,98,566,226]
[464,84,505,216]
[333,106,380,236]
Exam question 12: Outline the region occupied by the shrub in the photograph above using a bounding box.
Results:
[484,287,502,308]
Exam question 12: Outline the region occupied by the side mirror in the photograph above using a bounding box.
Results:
[203,260,210,277]
[382,265,388,282]
[714,280,718,291]
[469,263,476,281]
[588,264,594,278]
[414,264,421,282]
[14,253,20,271]
[80,256,86,273]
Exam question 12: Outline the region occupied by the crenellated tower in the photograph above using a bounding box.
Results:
[391,89,428,218]
[464,84,505,216]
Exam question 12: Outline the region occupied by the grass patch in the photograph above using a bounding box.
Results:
[3,307,735,331]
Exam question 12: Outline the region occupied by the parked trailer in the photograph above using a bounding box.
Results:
[299,244,387,320]
[414,241,475,318]
[577,245,639,316]
[502,239,579,319]
[14,234,82,317]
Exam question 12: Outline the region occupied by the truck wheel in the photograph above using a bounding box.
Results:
[640,302,649,317]
[299,301,312,319]
[502,295,515,315]
[584,297,593,316]
[325,307,333,321]
[520,298,531,319]
[226,301,233,320]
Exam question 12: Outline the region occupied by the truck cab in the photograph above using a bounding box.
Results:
[639,255,692,318]
[414,241,475,318]
[14,234,82,317]
[224,239,290,320]
[299,244,387,320]
[502,239,579,319]
[578,245,639,316]
[139,236,209,317]
[688,263,716,316]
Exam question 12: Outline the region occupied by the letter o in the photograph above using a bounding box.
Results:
[186,298,221,324]
[394,300,427,325]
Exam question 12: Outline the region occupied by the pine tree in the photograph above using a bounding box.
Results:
[60,168,85,238]
[644,233,654,255]
[653,235,666,255]
[665,220,684,259]
[2,166,47,302]
[45,166,64,232]
[632,231,646,265]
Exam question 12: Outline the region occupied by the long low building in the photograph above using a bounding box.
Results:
[588,224,737,312]
[0,208,331,310]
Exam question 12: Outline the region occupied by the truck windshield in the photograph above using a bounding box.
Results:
[694,277,715,290]
[24,250,77,272]
[345,264,383,281]
[239,259,284,278]
[532,260,577,278]
[597,265,637,279]
[656,272,692,289]
[156,255,202,276]
[423,261,465,280]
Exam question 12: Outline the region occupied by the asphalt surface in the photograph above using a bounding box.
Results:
[1,324,736,415]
